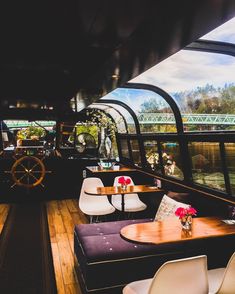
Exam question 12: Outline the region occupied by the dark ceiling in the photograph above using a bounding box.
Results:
[0,0,235,111]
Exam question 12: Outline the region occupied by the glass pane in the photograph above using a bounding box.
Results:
[101,88,176,133]
[144,140,161,173]
[80,109,118,159]
[89,104,127,133]
[75,124,98,156]
[3,120,56,149]
[130,139,141,167]
[131,50,235,132]
[160,141,183,179]
[104,103,136,134]
[120,139,130,159]
[225,143,235,195]
[189,142,225,191]
[200,17,235,43]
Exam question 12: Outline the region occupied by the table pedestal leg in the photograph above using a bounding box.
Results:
[121,193,125,213]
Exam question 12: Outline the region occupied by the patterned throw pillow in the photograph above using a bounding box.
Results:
[154,194,190,221]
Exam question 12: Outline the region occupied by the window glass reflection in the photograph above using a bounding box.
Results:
[160,142,183,179]
[130,139,141,166]
[120,139,130,159]
[189,142,225,191]
[89,104,127,134]
[225,143,235,195]
[144,140,161,173]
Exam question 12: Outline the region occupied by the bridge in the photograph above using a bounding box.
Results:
[137,113,235,125]
[4,114,235,129]
[5,121,55,129]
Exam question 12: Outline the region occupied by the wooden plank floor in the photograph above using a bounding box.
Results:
[0,204,10,233]
[46,199,88,294]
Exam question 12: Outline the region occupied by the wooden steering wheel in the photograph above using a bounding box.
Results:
[11,156,46,188]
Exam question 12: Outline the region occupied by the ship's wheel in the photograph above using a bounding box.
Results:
[5,156,51,188]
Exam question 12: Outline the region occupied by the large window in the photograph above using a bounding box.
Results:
[101,88,176,133]
[89,104,127,134]
[119,139,130,159]
[130,139,141,166]
[160,141,183,179]
[144,140,161,173]
[131,50,235,132]
[189,142,225,191]
[225,143,235,194]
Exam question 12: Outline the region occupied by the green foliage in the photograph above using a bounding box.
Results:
[173,83,235,114]
[77,125,98,144]
[17,126,46,139]
[86,109,117,139]
[140,98,170,113]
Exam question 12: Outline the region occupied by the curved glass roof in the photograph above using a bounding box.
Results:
[88,103,127,133]
[128,17,235,132]
[200,17,235,43]
[100,88,176,133]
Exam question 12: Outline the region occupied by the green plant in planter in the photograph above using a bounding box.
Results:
[17,126,46,140]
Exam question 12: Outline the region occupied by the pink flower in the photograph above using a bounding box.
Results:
[175,206,197,219]
[118,176,131,185]
[118,176,125,185]
[188,207,197,216]
[125,178,131,185]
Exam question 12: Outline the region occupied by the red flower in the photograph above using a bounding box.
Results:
[118,176,125,185]
[187,207,197,216]
[175,206,197,219]
[125,178,131,185]
[118,176,131,185]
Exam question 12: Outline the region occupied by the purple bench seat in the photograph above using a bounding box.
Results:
[74,218,196,293]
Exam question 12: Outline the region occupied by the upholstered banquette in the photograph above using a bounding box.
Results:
[74,192,234,294]
[74,192,197,293]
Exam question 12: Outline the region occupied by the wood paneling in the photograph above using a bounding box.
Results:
[47,199,88,294]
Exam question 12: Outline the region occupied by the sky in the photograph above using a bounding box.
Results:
[130,15,235,94]
[102,16,235,112]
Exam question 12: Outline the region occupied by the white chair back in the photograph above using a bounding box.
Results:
[112,176,146,212]
[216,252,235,294]
[148,255,208,294]
[79,177,115,217]
[112,175,137,202]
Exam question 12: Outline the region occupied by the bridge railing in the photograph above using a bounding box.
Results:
[135,113,235,125]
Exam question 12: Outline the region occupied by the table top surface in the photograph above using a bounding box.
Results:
[84,185,163,196]
[86,165,136,173]
[120,216,235,245]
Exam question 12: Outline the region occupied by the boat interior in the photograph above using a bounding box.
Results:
[0,1,235,293]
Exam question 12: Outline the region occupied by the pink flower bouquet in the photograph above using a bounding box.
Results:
[175,206,197,219]
[175,206,197,231]
[118,176,131,186]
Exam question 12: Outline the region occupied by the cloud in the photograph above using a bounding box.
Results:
[130,50,235,93]
[201,17,235,43]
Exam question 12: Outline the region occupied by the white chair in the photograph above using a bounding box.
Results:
[112,176,147,213]
[79,177,115,223]
[123,255,208,294]
[208,252,235,294]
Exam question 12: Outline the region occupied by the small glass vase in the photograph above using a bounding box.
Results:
[121,184,127,190]
[180,215,192,231]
